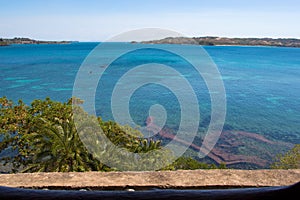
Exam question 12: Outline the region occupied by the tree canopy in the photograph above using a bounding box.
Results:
[0,96,227,173]
[0,97,166,172]
[271,144,300,169]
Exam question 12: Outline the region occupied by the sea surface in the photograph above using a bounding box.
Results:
[0,43,300,167]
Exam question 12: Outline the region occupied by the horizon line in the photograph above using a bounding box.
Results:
[2,35,300,42]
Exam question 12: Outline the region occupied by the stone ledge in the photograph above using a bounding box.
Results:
[0,169,299,190]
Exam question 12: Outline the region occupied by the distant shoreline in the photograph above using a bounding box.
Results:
[141,36,300,48]
[0,37,73,46]
[2,36,300,48]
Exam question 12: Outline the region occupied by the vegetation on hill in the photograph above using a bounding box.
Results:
[270,144,300,169]
[142,36,300,47]
[0,97,226,173]
[0,37,71,46]
[0,38,8,46]
[163,157,227,170]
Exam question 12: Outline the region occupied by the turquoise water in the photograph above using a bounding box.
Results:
[0,43,299,147]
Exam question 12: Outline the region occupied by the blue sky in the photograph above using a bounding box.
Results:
[1,0,299,41]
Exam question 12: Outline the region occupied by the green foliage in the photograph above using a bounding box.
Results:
[270,144,300,169]
[0,97,110,172]
[162,157,227,170]
[0,97,29,171]
[87,116,174,171]
[0,97,174,172]
[1,96,227,173]
[0,40,8,46]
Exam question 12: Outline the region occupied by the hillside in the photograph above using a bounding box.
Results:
[0,37,71,46]
[142,36,300,47]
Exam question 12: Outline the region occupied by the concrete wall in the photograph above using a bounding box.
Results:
[0,169,299,190]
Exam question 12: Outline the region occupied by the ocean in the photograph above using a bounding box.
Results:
[0,43,299,168]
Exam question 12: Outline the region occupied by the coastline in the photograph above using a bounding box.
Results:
[2,36,300,48]
[141,36,300,48]
[0,37,73,46]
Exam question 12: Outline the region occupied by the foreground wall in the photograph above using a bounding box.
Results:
[0,170,299,199]
[0,169,299,190]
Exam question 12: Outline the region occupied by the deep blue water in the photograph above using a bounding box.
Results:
[0,43,299,146]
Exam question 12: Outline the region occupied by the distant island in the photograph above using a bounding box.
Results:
[0,37,72,46]
[2,37,300,47]
[141,36,300,47]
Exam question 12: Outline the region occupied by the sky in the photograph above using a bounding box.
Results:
[1,0,300,41]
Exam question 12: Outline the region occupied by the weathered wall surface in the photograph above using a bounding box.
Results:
[0,169,299,190]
